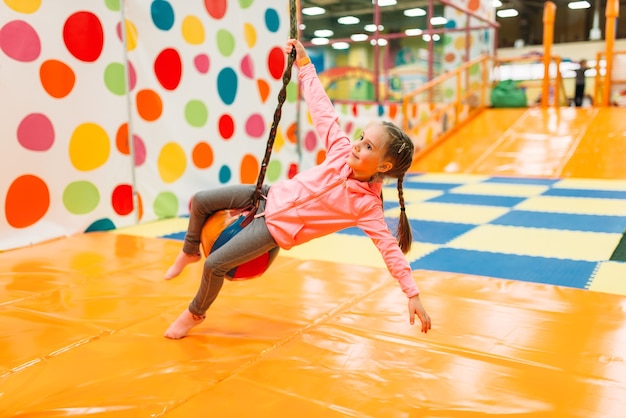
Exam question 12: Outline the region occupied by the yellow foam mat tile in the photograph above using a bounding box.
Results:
[383,187,443,203]
[588,261,626,296]
[450,182,550,197]
[554,178,626,190]
[281,234,439,267]
[112,218,190,237]
[403,201,510,224]
[407,173,489,184]
[448,224,622,261]
[516,195,626,216]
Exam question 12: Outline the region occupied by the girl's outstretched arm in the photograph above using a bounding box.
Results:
[409,295,431,333]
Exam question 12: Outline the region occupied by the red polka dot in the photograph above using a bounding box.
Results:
[111,184,134,216]
[204,0,227,19]
[5,175,49,228]
[218,113,235,139]
[154,48,182,90]
[136,89,162,121]
[63,12,104,62]
[40,59,75,98]
[267,47,285,80]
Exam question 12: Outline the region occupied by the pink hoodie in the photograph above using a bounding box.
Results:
[264,63,419,298]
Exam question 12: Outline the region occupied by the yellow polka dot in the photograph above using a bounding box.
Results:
[3,0,41,13]
[243,23,256,48]
[182,15,204,45]
[158,142,187,183]
[69,123,110,171]
[124,19,138,51]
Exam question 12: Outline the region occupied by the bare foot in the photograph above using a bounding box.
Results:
[164,308,206,339]
[164,251,201,280]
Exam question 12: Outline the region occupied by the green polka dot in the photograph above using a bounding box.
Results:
[63,181,100,214]
[286,81,298,103]
[444,87,455,99]
[469,63,480,76]
[216,29,235,57]
[153,191,179,219]
[238,0,254,8]
[104,0,120,11]
[353,127,363,141]
[266,160,282,182]
[104,62,126,96]
[185,100,208,127]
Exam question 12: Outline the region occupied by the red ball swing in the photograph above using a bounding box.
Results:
[199,0,297,281]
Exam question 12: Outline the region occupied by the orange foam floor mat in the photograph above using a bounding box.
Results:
[1,232,625,416]
[412,107,626,180]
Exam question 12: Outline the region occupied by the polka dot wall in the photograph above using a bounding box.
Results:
[0,0,298,251]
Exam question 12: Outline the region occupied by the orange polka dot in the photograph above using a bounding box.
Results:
[136,89,162,121]
[240,154,259,184]
[116,123,129,154]
[40,59,75,98]
[257,79,270,103]
[286,122,297,144]
[5,175,49,228]
[316,149,326,165]
[192,141,213,169]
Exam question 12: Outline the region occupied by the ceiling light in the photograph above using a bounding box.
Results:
[364,24,383,32]
[314,29,334,37]
[311,37,329,45]
[369,38,388,46]
[373,0,397,6]
[432,34,440,41]
[404,8,426,17]
[351,33,369,41]
[430,17,448,25]
[422,34,431,41]
[332,42,350,50]
[568,1,591,9]
[492,0,502,7]
[338,16,360,25]
[496,8,519,18]
[302,6,325,16]
[405,28,423,36]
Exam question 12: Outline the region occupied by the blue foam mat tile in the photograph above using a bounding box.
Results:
[483,177,560,185]
[491,210,626,233]
[338,220,476,245]
[411,248,597,289]
[543,188,626,200]
[426,193,526,207]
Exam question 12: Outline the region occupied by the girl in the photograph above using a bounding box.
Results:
[163,39,431,339]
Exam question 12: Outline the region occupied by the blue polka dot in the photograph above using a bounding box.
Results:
[151,0,174,31]
[444,20,456,29]
[219,165,232,183]
[377,105,385,117]
[217,67,238,105]
[85,218,116,232]
[265,8,280,33]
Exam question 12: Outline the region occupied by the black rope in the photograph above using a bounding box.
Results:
[242,0,297,227]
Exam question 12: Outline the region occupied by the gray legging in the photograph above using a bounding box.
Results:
[181,184,278,316]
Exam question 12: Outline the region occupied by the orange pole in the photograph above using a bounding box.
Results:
[603,0,619,106]
[542,2,556,108]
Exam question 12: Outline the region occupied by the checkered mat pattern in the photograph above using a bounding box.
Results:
[131,173,626,296]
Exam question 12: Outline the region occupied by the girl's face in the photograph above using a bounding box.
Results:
[347,121,392,181]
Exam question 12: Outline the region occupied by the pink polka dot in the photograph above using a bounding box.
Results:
[240,54,254,79]
[304,130,318,152]
[17,113,54,151]
[133,134,146,166]
[63,12,104,62]
[0,20,41,62]
[127,60,137,91]
[194,54,210,73]
[245,113,265,138]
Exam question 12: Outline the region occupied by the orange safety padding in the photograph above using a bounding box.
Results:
[1,232,625,416]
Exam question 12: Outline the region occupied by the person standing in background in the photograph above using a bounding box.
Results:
[574,60,588,107]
